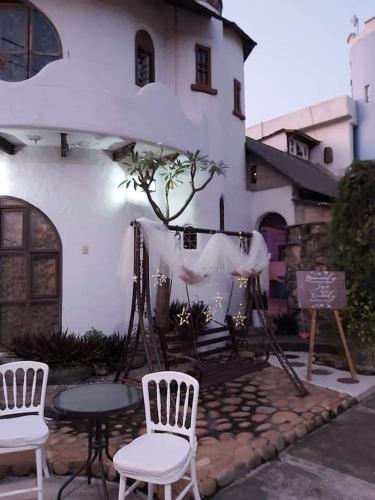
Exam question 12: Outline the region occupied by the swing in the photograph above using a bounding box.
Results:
[115,220,308,396]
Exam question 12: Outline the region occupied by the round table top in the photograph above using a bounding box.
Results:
[53,383,142,418]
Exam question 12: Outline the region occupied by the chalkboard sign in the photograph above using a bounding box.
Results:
[296,271,347,310]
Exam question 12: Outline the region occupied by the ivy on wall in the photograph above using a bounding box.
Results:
[330,161,375,344]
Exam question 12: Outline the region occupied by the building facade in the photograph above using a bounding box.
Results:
[0,0,255,339]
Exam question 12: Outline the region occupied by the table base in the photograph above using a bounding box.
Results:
[57,418,113,500]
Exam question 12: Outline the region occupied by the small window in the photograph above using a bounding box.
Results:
[324,146,333,165]
[219,196,225,230]
[0,1,62,82]
[135,30,155,87]
[289,140,295,155]
[183,226,197,250]
[191,44,217,95]
[250,165,257,184]
[233,79,245,120]
[365,84,371,103]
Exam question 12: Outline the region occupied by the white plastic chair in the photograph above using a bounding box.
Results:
[0,361,50,499]
[113,371,200,500]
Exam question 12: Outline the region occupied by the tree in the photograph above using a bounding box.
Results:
[119,147,227,223]
[330,160,375,344]
[119,146,227,332]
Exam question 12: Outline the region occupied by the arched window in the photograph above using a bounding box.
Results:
[219,195,225,230]
[0,196,62,342]
[0,0,62,82]
[135,30,155,87]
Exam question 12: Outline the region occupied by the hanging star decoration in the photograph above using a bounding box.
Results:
[152,269,168,287]
[237,276,248,289]
[213,291,224,308]
[203,306,214,324]
[132,275,138,283]
[177,306,191,326]
[233,311,246,328]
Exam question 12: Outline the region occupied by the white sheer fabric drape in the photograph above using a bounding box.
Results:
[119,218,270,291]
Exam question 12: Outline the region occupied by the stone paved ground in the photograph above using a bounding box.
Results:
[214,392,375,500]
[0,365,355,498]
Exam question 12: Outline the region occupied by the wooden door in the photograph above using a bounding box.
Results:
[0,197,62,343]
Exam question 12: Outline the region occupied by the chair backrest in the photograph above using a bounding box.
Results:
[0,361,49,417]
[142,371,199,447]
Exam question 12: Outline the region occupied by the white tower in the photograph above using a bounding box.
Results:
[348,17,375,159]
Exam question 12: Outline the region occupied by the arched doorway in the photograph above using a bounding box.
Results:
[259,213,287,315]
[0,197,62,343]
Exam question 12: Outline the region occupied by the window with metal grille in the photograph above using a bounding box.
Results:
[324,146,333,165]
[233,79,245,120]
[191,44,217,95]
[135,30,155,87]
[183,226,197,250]
[0,0,62,82]
[250,165,257,184]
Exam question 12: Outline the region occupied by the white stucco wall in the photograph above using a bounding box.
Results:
[249,185,295,230]
[349,17,375,160]
[0,0,251,333]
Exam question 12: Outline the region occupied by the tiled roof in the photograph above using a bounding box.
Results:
[246,137,338,197]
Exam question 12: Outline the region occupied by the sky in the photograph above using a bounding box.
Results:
[223,0,375,126]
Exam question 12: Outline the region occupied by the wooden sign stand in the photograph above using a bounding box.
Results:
[307,309,358,382]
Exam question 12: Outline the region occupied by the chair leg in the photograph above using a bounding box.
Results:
[35,448,43,500]
[191,458,200,500]
[164,484,172,500]
[118,475,127,500]
[148,483,154,499]
[42,448,50,478]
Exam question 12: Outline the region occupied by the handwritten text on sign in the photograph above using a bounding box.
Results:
[296,271,347,310]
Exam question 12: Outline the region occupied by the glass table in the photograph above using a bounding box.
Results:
[53,383,142,500]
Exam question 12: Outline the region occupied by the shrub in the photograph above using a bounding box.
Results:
[169,300,210,336]
[273,311,299,336]
[330,160,375,344]
[7,329,127,370]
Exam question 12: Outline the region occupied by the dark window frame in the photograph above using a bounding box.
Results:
[191,44,217,95]
[135,29,155,87]
[0,0,62,82]
[233,78,245,120]
[219,195,225,230]
[183,226,197,250]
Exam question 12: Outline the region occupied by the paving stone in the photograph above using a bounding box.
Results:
[223,397,243,405]
[52,460,69,476]
[255,423,273,432]
[261,430,285,451]
[271,411,298,424]
[295,424,308,438]
[251,413,268,423]
[199,477,217,496]
[256,406,276,415]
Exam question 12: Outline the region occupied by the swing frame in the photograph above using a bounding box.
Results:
[114,221,308,396]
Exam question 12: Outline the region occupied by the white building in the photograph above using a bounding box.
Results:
[247,95,357,179]
[0,0,256,339]
[348,16,375,160]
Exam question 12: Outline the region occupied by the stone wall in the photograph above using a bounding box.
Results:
[286,222,336,337]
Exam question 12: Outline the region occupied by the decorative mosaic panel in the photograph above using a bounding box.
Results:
[1,211,24,248]
[30,302,60,336]
[0,255,26,300]
[0,303,27,343]
[31,255,58,297]
[30,210,59,251]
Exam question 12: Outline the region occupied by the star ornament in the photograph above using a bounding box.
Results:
[233,311,246,328]
[132,275,138,283]
[237,277,248,289]
[213,291,224,308]
[152,269,168,287]
[203,306,214,324]
[177,306,191,326]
